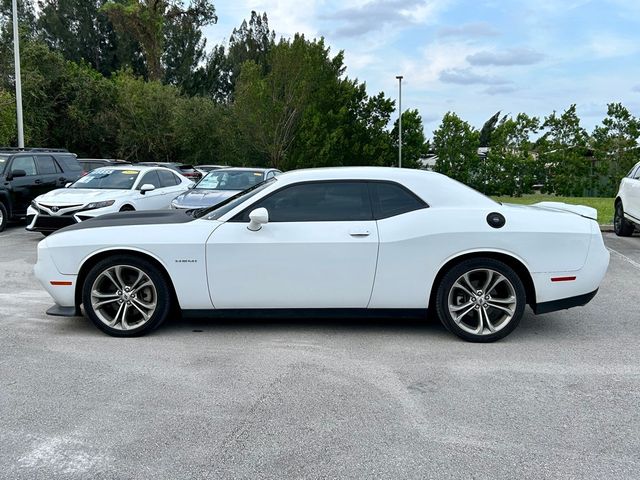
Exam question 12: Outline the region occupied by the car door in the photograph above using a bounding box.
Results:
[135,170,166,209]
[158,169,187,205]
[206,181,379,309]
[7,155,39,215]
[34,155,63,192]
[627,165,640,220]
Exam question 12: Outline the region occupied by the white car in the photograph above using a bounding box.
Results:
[614,160,640,236]
[26,166,193,235]
[34,167,609,342]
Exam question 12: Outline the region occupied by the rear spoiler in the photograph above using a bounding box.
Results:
[530,201,598,221]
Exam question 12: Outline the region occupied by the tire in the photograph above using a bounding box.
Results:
[435,258,526,343]
[119,205,135,212]
[82,255,172,337]
[614,201,634,237]
[0,202,7,232]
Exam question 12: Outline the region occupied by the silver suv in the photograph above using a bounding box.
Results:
[614,161,640,236]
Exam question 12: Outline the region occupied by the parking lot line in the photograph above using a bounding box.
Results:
[607,247,640,270]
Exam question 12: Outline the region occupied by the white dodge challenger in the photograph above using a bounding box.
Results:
[34,167,609,342]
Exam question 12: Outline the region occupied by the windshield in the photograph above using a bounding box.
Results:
[195,177,277,220]
[71,168,140,190]
[196,170,265,191]
[0,155,8,174]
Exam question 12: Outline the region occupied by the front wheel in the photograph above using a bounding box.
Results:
[82,255,172,337]
[435,258,526,342]
[0,202,7,232]
[614,202,634,237]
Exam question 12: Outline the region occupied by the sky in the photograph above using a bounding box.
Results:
[204,0,640,137]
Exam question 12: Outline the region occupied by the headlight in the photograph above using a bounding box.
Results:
[30,200,40,211]
[83,200,115,211]
[170,200,179,209]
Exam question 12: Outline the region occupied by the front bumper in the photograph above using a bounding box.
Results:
[26,204,116,233]
[34,240,79,313]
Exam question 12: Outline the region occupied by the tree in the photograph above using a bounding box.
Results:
[591,103,640,196]
[0,88,16,145]
[233,35,318,169]
[483,113,541,196]
[102,0,216,81]
[537,105,590,196]
[391,109,429,169]
[433,112,481,188]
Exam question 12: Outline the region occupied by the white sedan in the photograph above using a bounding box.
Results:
[34,167,609,342]
[26,166,193,234]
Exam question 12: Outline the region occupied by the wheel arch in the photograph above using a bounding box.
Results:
[119,204,136,212]
[74,248,179,310]
[428,251,537,309]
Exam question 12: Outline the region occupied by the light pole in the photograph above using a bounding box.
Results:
[12,0,24,148]
[396,75,403,168]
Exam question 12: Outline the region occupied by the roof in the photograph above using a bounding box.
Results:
[274,167,496,208]
[90,165,174,173]
[213,167,275,173]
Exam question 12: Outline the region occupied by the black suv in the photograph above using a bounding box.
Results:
[0,148,83,231]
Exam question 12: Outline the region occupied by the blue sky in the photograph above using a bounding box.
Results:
[204,0,640,137]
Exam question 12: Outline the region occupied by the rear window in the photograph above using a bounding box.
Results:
[369,182,427,219]
[56,155,82,172]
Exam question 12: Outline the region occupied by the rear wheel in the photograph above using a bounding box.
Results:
[0,202,7,232]
[436,258,526,342]
[82,255,172,337]
[614,201,634,237]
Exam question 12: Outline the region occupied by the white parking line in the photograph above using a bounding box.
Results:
[608,247,640,271]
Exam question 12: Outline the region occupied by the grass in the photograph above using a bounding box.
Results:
[492,194,615,225]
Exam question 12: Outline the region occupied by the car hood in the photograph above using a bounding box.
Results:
[55,209,196,234]
[35,188,132,205]
[172,189,239,208]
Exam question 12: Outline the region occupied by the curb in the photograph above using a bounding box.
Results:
[600,224,614,232]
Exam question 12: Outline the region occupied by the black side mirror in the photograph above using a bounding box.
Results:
[8,169,27,180]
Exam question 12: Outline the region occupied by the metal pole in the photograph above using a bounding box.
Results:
[12,0,24,148]
[396,75,403,168]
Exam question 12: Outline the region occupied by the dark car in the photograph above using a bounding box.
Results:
[0,148,83,231]
[77,158,130,176]
[138,162,202,182]
[170,167,281,210]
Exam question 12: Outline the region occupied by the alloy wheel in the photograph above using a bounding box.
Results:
[90,265,157,330]
[447,268,518,336]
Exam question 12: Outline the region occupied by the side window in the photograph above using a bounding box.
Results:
[138,170,162,189]
[235,181,372,222]
[369,182,427,219]
[11,156,37,176]
[56,155,82,172]
[35,155,61,174]
[158,169,179,187]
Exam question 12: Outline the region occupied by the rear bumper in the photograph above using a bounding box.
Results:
[532,288,598,314]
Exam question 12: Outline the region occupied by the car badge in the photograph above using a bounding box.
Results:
[51,206,60,212]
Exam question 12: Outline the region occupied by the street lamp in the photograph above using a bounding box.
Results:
[12,0,24,148]
[396,75,403,168]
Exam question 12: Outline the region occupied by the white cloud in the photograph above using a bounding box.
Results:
[588,33,638,58]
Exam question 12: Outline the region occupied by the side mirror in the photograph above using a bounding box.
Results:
[8,169,26,180]
[247,207,268,231]
[140,184,155,195]
[65,182,73,188]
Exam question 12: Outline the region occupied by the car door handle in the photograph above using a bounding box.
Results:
[349,231,370,237]
[34,179,42,184]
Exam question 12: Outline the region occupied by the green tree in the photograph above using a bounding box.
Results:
[0,88,16,145]
[433,112,481,188]
[483,113,541,196]
[391,109,429,169]
[102,0,216,81]
[537,105,590,196]
[591,103,640,196]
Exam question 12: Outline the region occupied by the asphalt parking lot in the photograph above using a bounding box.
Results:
[0,224,638,480]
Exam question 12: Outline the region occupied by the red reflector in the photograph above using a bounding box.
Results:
[50,281,73,286]
[551,276,576,282]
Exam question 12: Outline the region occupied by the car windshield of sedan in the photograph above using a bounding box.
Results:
[0,155,7,173]
[195,177,277,220]
[71,168,140,190]
[196,170,264,191]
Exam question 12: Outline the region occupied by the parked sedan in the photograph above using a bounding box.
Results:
[26,166,193,234]
[614,160,640,236]
[170,167,281,210]
[77,158,130,176]
[34,167,609,342]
